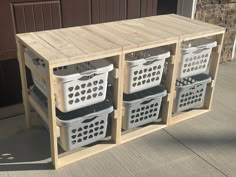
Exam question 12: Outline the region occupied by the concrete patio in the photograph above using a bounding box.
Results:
[0,60,235,177]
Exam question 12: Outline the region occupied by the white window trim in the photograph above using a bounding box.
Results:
[177,0,197,19]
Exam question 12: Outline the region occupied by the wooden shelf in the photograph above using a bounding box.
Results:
[16,14,225,169]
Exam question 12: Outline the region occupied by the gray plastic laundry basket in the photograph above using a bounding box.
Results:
[123,86,167,130]
[175,74,211,113]
[29,86,113,151]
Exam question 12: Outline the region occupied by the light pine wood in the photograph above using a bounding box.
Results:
[204,34,225,109]
[161,43,181,125]
[16,14,225,169]
[46,66,59,169]
[16,41,32,128]
[121,124,167,143]
[171,109,210,125]
[111,55,124,144]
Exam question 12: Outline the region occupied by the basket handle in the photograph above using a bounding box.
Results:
[82,116,98,123]
[143,59,158,66]
[140,99,154,105]
[193,48,208,54]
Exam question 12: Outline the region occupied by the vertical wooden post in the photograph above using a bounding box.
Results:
[161,42,180,125]
[111,54,124,144]
[204,33,225,109]
[47,65,59,169]
[16,41,32,128]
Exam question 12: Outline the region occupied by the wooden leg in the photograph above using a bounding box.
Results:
[111,54,124,144]
[47,66,59,169]
[204,33,225,109]
[162,43,180,125]
[16,41,32,128]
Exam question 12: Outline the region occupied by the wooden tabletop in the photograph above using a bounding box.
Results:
[16,14,225,65]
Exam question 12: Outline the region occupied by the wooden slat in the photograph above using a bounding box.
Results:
[52,28,104,54]
[91,0,100,24]
[58,143,116,168]
[119,0,127,20]
[204,34,225,109]
[127,0,140,19]
[61,0,91,27]
[42,3,53,30]
[16,42,31,128]
[148,16,192,35]
[82,25,136,49]
[122,19,177,40]
[16,33,68,64]
[170,14,224,31]
[97,23,145,45]
[24,5,35,32]
[171,109,210,125]
[121,124,167,143]
[35,31,86,59]
[153,15,203,34]
[14,5,26,33]
[68,27,120,51]
[33,4,44,31]
[47,66,59,169]
[51,2,62,28]
[116,21,163,42]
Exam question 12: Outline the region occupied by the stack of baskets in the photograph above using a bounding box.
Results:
[24,50,114,151]
[122,47,170,130]
[175,38,217,113]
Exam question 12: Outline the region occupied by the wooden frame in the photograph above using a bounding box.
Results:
[16,14,225,169]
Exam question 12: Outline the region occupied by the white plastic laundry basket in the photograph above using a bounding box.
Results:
[179,38,217,78]
[124,47,170,94]
[24,49,113,112]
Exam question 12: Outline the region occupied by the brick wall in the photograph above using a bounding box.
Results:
[195,0,236,62]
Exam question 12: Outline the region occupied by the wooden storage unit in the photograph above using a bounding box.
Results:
[16,14,225,169]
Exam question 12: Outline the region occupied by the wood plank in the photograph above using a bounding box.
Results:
[82,25,136,49]
[165,15,210,31]
[47,66,59,169]
[61,0,91,27]
[171,109,209,125]
[29,95,48,125]
[68,27,120,51]
[51,2,62,28]
[52,28,104,55]
[33,4,44,31]
[154,15,204,34]
[127,0,140,19]
[170,14,224,31]
[142,17,186,36]
[42,3,53,30]
[111,55,124,144]
[122,19,177,39]
[121,124,167,143]
[58,143,116,168]
[16,33,68,65]
[148,16,195,35]
[24,5,35,32]
[35,31,86,59]
[97,23,146,45]
[16,41,31,128]
[204,34,225,109]
[116,21,163,42]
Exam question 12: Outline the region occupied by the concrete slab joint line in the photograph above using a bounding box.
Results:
[163,129,229,177]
